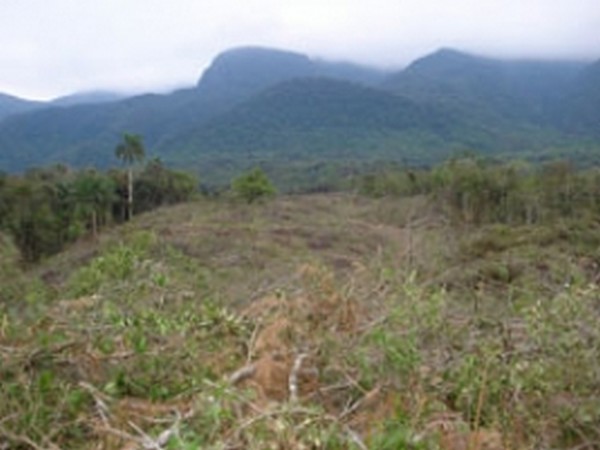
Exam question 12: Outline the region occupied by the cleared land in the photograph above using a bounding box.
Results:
[1,193,599,449]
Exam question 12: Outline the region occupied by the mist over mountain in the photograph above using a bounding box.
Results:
[50,91,129,107]
[383,49,585,126]
[195,46,388,105]
[0,93,43,121]
[0,90,135,122]
[196,47,316,101]
[0,46,599,183]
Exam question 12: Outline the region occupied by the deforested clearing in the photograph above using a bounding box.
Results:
[2,179,600,449]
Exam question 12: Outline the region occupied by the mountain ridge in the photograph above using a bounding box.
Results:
[0,46,599,181]
[0,93,44,121]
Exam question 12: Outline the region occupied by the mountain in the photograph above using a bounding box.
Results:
[0,90,131,123]
[196,46,387,102]
[160,49,598,178]
[564,59,600,135]
[0,46,390,173]
[158,77,457,178]
[0,88,218,170]
[196,47,317,103]
[0,46,599,182]
[0,93,43,121]
[383,48,585,127]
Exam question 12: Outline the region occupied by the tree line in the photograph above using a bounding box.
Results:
[0,131,282,263]
[357,157,600,225]
[0,134,197,262]
[10,135,597,264]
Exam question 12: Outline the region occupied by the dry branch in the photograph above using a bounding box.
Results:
[288,353,309,402]
[228,363,257,385]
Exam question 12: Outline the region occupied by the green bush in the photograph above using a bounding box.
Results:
[0,233,29,304]
[231,167,276,203]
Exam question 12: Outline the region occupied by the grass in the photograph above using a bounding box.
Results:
[1,193,599,449]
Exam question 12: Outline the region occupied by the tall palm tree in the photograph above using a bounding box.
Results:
[115,133,145,220]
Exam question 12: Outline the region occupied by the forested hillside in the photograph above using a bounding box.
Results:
[383,49,584,127]
[0,46,599,185]
[0,93,43,121]
[565,59,600,134]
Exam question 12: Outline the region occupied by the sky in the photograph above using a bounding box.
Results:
[1,0,599,100]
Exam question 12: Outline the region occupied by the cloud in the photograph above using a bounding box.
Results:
[1,0,598,99]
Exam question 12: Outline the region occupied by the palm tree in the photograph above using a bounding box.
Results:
[115,133,145,220]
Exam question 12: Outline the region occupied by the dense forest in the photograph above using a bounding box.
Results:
[4,152,600,264]
[0,158,196,262]
[1,47,600,185]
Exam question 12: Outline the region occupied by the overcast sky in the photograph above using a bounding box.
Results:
[2,0,599,100]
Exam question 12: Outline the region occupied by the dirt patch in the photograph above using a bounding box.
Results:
[234,265,361,407]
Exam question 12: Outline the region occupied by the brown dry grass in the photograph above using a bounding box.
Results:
[35,193,445,307]
[4,193,600,449]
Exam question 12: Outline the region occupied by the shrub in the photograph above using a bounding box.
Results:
[231,168,276,203]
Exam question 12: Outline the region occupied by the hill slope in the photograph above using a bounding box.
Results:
[0,47,598,179]
[0,47,389,173]
[3,192,600,448]
[0,93,43,121]
[564,59,600,135]
[383,48,585,128]
[158,77,460,183]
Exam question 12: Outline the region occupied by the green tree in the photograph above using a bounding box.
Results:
[71,171,116,238]
[134,158,197,213]
[2,178,59,261]
[115,133,145,220]
[231,167,276,203]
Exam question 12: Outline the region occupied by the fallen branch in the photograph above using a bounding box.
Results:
[95,424,144,447]
[26,340,78,364]
[79,382,111,426]
[228,363,256,385]
[344,425,368,450]
[80,381,191,450]
[246,323,260,364]
[289,353,309,402]
[338,384,382,420]
[129,420,164,450]
[226,404,320,444]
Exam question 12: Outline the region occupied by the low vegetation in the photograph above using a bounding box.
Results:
[1,157,599,449]
[231,167,277,203]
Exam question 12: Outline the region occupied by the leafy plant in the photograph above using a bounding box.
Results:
[231,167,276,203]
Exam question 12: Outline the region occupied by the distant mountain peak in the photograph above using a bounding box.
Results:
[198,47,314,86]
[429,47,472,58]
[195,46,318,105]
[211,46,310,61]
[407,48,492,72]
[197,46,387,100]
